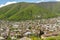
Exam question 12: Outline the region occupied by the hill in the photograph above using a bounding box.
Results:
[0,2,60,21]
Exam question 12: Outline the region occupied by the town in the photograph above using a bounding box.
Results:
[0,17,60,40]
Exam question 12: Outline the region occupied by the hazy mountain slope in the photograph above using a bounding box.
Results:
[0,2,60,21]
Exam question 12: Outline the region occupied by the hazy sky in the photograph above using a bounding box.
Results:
[0,0,60,8]
[0,0,59,4]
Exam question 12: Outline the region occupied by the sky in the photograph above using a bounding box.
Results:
[0,0,60,7]
[0,0,60,4]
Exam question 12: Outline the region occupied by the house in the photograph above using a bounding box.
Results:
[20,37,31,40]
[41,32,59,39]
[24,31,32,36]
[0,36,5,40]
[10,36,16,40]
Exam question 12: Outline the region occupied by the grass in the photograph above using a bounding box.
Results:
[45,36,60,40]
[31,36,41,40]
[30,36,60,40]
[6,35,60,40]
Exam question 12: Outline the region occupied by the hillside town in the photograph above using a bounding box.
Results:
[0,17,60,40]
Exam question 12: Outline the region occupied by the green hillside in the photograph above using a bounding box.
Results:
[0,2,60,21]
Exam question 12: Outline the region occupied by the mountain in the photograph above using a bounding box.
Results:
[0,2,60,21]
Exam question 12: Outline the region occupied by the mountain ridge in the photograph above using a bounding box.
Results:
[0,2,60,21]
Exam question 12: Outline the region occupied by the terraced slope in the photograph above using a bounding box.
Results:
[0,2,60,21]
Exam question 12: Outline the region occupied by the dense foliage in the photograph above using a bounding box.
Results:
[0,2,60,21]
